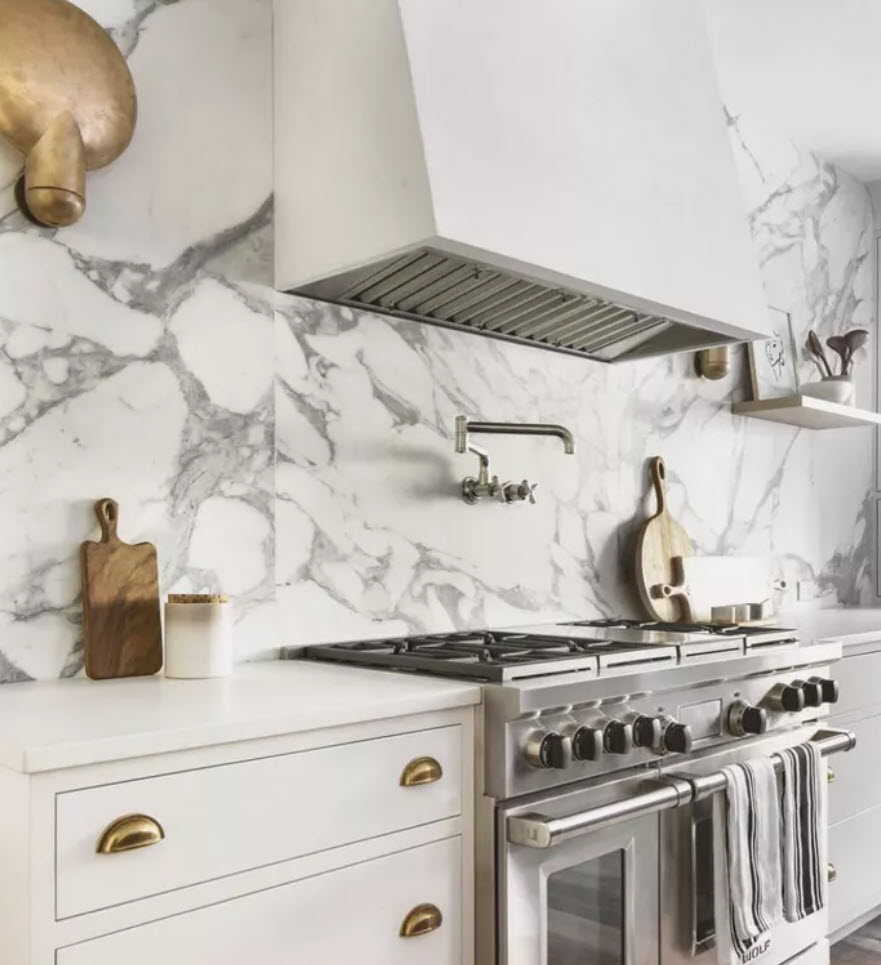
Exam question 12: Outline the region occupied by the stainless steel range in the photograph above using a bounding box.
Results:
[300,618,855,965]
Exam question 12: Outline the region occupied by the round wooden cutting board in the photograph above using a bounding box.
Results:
[634,457,693,621]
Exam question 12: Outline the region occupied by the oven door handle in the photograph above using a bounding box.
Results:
[507,728,855,849]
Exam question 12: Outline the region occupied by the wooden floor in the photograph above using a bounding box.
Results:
[832,916,881,965]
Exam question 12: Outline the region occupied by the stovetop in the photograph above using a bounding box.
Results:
[300,618,798,682]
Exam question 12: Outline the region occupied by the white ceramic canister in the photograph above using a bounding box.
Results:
[164,594,232,678]
[801,376,855,406]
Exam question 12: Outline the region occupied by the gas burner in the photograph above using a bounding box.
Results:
[565,618,797,649]
[301,618,799,683]
[569,618,743,635]
[305,625,685,681]
[304,632,601,681]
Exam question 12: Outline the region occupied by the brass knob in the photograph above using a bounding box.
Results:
[827,766,836,783]
[97,814,165,854]
[400,756,443,787]
[400,903,443,938]
[827,863,837,883]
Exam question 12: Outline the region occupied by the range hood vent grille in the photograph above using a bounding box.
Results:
[293,248,735,363]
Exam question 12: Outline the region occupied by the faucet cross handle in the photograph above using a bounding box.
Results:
[504,480,538,504]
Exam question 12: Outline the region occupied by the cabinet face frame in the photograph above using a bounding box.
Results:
[8,706,475,965]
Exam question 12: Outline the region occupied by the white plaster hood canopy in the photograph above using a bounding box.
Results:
[274,0,772,363]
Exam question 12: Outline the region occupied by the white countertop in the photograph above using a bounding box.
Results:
[781,606,881,647]
[0,663,482,775]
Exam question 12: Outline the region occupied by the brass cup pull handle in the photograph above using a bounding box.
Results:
[97,814,165,855]
[400,903,443,938]
[400,756,443,787]
[827,863,837,883]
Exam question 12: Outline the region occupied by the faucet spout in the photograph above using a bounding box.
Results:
[460,420,576,455]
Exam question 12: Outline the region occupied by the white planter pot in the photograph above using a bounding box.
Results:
[801,377,854,406]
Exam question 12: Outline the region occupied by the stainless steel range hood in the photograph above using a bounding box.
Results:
[275,0,772,363]
[300,248,708,363]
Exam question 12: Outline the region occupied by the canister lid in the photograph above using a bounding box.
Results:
[167,593,228,604]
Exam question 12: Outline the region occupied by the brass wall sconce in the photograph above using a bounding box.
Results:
[0,0,137,227]
[696,346,731,380]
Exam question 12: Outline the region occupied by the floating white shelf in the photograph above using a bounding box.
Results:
[732,394,881,430]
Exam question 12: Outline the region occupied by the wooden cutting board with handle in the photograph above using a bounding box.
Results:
[634,457,694,621]
[81,498,162,680]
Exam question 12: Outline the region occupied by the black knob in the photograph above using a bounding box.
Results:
[541,732,572,769]
[572,726,603,762]
[727,700,768,737]
[780,685,806,712]
[662,721,693,755]
[793,679,823,708]
[603,720,634,755]
[741,705,768,735]
[632,715,662,749]
[809,676,840,704]
[765,682,806,713]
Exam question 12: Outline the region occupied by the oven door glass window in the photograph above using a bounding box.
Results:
[548,850,624,965]
[500,809,658,965]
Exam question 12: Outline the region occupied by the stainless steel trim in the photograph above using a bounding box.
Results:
[507,728,856,848]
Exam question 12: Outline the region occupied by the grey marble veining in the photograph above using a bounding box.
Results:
[0,0,874,679]
[274,114,876,647]
[0,0,275,681]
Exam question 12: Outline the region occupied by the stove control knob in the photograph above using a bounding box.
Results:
[808,676,840,704]
[658,718,693,755]
[792,679,823,708]
[764,682,806,713]
[631,715,662,750]
[727,699,768,737]
[603,720,634,755]
[572,726,604,762]
[523,731,572,770]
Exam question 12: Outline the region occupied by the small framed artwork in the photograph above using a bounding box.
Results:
[748,307,799,400]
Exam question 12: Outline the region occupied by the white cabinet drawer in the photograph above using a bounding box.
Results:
[830,651,881,716]
[827,712,881,824]
[56,725,461,919]
[57,835,462,965]
[828,805,881,935]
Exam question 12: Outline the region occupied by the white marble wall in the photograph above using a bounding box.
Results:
[0,0,275,681]
[275,114,876,646]
[0,0,873,680]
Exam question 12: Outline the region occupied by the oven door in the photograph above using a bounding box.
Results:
[500,775,660,965]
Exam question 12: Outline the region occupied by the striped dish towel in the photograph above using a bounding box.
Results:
[779,742,826,921]
[722,757,783,957]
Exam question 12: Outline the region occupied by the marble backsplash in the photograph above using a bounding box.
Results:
[275,111,876,645]
[0,0,276,681]
[0,0,875,680]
